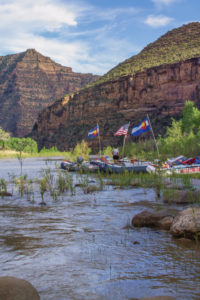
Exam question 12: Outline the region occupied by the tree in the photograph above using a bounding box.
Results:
[0,127,10,149]
[181,100,200,134]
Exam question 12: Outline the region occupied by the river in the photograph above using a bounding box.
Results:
[0,157,199,300]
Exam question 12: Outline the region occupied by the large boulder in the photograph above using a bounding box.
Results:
[170,207,200,239]
[132,210,174,230]
[0,276,40,300]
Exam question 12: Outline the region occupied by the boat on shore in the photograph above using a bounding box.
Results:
[164,164,200,175]
[97,161,156,174]
[162,155,200,175]
[60,159,156,174]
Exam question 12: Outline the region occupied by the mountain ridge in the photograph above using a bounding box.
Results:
[0,49,99,137]
[90,22,200,86]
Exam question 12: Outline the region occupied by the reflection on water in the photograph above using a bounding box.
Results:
[0,158,200,300]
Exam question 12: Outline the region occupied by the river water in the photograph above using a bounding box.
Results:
[0,157,199,300]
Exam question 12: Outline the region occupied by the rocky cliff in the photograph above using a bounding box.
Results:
[0,49,99,136]
[32,56,200,151]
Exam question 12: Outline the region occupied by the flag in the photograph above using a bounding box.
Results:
[114,123,129,136]
[131,117,150,136]
[88,124,99,138]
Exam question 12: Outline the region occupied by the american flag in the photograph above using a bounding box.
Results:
[114,123,130,136]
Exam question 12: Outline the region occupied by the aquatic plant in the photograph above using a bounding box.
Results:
[97,171,104,190]
[0,178,8,197]
[39,176,48,205]
[56,168,69,194]
[14,174,28,198]
[65,172,75,195]
[41,168,54,196]
[77,173,89,194]
[25,179,34,202]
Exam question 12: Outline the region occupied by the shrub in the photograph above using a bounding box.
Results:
[7,137,38,153]
[72,140,91,160]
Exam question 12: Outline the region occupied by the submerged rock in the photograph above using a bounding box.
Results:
[170,207,200,240]
[84,185,100,193]
[0,191,12,197]
[141,296,176,300]
[163,189,200,205]
[0,276,40,300]
[132,210,174,230]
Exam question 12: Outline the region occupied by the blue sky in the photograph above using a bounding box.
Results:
[0,0,199,75]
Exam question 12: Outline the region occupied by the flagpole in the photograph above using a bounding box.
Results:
[147,114,160,157]
[122,122,130,158]
[122,134,127,158]
[97,123,102,157]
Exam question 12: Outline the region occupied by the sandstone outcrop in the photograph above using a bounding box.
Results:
[32,56,200,150]
[0,49,99,137]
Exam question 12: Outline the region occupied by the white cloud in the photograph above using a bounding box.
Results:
[0,0,142,75]
[152,0,179,5]
[0,0,80,33]
[145,15,173,27]
[95,7,139,21]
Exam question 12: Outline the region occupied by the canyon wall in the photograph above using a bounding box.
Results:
[0,49,99,137]
[32,57,200,150]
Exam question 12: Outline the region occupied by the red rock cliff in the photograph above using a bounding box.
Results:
[0,49,99,137]
[33,57,200,150]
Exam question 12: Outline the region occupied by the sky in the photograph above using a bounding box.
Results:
[0,0,199,75]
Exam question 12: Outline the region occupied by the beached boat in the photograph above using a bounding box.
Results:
[162,156,200,174]
[60,160,79,171]
[98,161,156,174]
[60,159,102,173]
[60,159,156,174]
[164,164,200,175]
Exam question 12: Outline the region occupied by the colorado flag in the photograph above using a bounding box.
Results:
[88,124,99,138]
[131,117,150,137]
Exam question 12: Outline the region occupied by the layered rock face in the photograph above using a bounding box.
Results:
[33,57,200,151]
[0,49,99,136]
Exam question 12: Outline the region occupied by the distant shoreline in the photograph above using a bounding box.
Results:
[0,150,66,159]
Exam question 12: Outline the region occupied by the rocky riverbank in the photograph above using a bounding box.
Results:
[132,186,200,241]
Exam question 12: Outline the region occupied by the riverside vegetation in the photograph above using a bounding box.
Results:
[1,100,200,203]
[0,100,200,161]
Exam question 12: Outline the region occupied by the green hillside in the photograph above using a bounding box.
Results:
[91,22,200,86]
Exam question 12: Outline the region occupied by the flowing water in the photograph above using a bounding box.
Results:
[0,158,200,300]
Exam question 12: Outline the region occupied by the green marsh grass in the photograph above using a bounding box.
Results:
[77,173,89,194]
[0,178,8,197]
[39,177,48,205]
[105,171,164,190]
[14,175,28,198]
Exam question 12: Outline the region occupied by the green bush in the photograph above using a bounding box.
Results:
[158,101,200,157]
[7,137,38,153]
[102,145,113,157]
[40,146,59,154]
[72,140,91,160]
